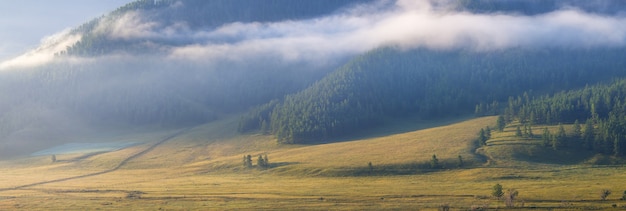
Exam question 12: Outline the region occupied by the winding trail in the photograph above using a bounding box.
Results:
[0,129,189,192]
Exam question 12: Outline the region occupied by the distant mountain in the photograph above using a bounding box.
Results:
[64,0,375,56]
[0,0,373,157]
[1,0,626,157]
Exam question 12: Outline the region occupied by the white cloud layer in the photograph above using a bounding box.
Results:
[168,0,626,63]
[0,29,81,70]
[2,0,626,70]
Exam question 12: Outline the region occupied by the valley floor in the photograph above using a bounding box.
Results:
[0,116,624,210]
[1,166,626,210]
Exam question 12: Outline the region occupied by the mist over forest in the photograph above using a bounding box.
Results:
[1,0,626,157]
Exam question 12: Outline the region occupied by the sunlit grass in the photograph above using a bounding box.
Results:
[0,116,625,210]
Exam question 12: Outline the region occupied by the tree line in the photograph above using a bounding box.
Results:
[501,78,626,156]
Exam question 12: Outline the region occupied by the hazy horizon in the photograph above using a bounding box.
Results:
[0,0,130,61]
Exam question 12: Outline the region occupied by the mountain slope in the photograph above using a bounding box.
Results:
[241,47,626,144]
[0,0,374,158]
[65,0,376,56]
[2,0,626,157]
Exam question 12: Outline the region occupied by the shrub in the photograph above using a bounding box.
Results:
[601,189,611,201]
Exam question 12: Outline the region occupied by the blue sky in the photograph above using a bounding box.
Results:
[0,0,131,61]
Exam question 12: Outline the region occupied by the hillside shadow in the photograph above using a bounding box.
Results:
[268,162,300,168]
[318,158,481,177]
[515,149,595,165]
[310,114,477,144]
[510,146,596,165]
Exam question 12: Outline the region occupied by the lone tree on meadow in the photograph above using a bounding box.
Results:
[492,183,504,199]
[430,154,440,169]
[243,155,253,168]
[51,154,57,163]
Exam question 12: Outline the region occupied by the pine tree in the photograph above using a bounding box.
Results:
[573,120,582,139]
[257,155,266,168]
[557,123,567,148]
[614,136,621,157]
[457,155,464,168]
[492,183,504,198]
[542,127,551,147]
[245,155,253,168]
[497,116,506,132]
[485,126,492,139]
[475,104,483,117]
[551,134,559,150]
[260,120,269,134]
[583,119,594,150]
[529,111,536,125]
[515,126,523,137]
[523,125,529,137]
[478,129,488,146]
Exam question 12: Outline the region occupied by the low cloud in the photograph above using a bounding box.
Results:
[94,11,160,40]
[0,29,81,70]
[3,0,626,69]
[0,0,625,157]
[168,0,626,64]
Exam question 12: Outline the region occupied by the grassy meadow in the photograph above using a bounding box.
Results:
[0,116,625,210]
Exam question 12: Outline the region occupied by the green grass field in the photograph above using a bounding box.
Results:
[0,116,625,210]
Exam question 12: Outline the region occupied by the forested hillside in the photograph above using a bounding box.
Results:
[240,47,626,144]
[503,79,626,156]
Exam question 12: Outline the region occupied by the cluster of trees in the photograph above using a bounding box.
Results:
[503,79,626,156]
[492,184,520,208]
[241,47,626,144]
[243,154,270,169]
[477,127,492,146]
[430,154,466,169]
[492,184,626,207]
[515,124,534,138]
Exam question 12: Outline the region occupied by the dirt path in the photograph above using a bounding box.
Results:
[0,129,189,192]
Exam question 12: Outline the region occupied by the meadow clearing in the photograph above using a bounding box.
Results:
[0,116,625,210]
